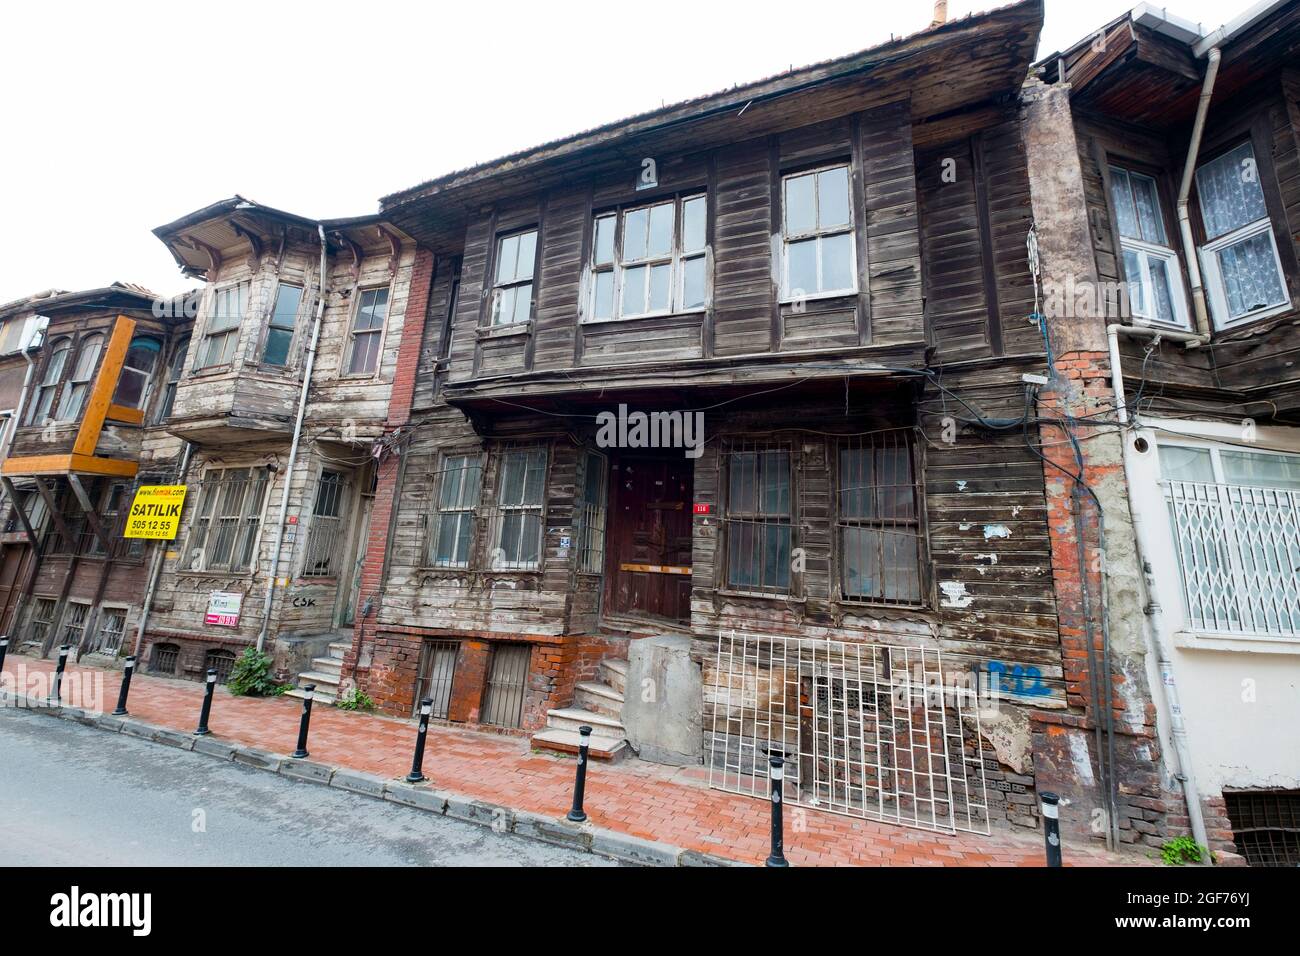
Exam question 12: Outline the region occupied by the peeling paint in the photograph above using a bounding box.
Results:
[939,581,974,608]
[1067,731,1095,787]
[959,522,973,531]
[983,524,1012,540]
[974,553,999,565]
[955,480,968,491]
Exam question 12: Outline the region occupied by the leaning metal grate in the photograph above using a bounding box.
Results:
[705,632,989,835]
[481,643,531,728]
[1224,790,1300,867]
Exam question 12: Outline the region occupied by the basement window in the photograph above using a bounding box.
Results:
[1196,142,1290,328]
[205,648,237,684]
[149,642,179,675]
[197,285,246,368]
[724,443,793,595]
[30,597,57,647]
[1224,790,1300,866]
[480,642,530,728]
[491,230,537,326]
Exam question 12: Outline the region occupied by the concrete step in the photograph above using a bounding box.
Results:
[311,657,343,675]
[599,658,628,696]
[530,728,628,761]
[545,706,624,738]
[296,670,341,690]
[284,687,337,705]
[327,641,351,660]
[574,681,623,718]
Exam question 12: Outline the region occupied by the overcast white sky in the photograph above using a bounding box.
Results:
[0,0,1237,304]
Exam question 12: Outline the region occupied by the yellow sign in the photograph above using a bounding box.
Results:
[124,485,189,540]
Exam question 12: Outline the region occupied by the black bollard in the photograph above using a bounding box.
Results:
[765,752,789,867]
[112,656,136,716]
[1041,791,1063,867]
[0,635,8,677]
[193,667,217,736]
[566,725,593,822]
[291,685,315,759]
[49,645,71,703]
[406,698,433,783]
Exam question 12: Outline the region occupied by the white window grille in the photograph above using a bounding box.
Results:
[1195,142,1290,328]
[1161,443,1300,636]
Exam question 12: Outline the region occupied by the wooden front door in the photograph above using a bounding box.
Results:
[605,455,692,624]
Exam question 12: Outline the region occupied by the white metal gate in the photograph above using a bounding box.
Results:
[706,633,990,834]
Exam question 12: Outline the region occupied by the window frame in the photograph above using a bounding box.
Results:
[425,452,484,569]
[1105,163,1192,330]
[53,332,104,423]
[1193,139,1293,329]
[196,284,246,370]
[489,228,540,327]
[111,335,163,412]
[259,279,306,368]
[343,285,391,377]
[779,162,858,303]
[180,465,271,574]
[154,335,190,424]
[491,445,548,572]
[722,443,796,597]
[301,469,350,579]
[28,337,71,425]
[584,192,709,324]
[575,449,608,575]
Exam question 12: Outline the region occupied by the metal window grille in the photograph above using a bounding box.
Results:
[724,441,793,594]
[149,642,179,675]
[303,471,350,577]
[30,598,57,647]
[575,451,607,574]
[426,455,482,568]
[492,447,547,570]
[481,643,531,728]
[705,632,989,834]
[93,608,128,656]
[414,639,460,719]
[1164,480,1300,636]
[182,468,270,572]
[205,649,237,684]
[836,431,926,605]
[61,602,90,649]
[1224,790,1300,867]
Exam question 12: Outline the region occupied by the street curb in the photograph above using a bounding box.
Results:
[11,690,746,867]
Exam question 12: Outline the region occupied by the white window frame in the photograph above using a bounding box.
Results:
[585,193,708,323]
[492,446,547,571]
[196,284,246,369]
[1122,238,1192,330]
[490,229,538,327]
[344,285,390,376]
[1199,218,1291,329]
[780,163,857,303]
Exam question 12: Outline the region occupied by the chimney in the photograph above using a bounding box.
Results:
[930,0,948,28]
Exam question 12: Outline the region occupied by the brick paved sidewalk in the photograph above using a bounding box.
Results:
[3,655,1152,867]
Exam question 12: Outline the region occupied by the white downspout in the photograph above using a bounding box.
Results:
[1175,47,1221,338]
[1107,322,1212,857]
[257,224,328,652]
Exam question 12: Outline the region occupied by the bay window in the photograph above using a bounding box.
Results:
[197,285,245,368]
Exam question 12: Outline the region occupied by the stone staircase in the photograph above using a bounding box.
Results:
[284,640,350,705]
[532,658,628,760]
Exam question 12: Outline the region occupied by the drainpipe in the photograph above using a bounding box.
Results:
[131,440,193,658]
[1175,47,1221,338]
[1106,322,1212,857]
[257,224,328,652]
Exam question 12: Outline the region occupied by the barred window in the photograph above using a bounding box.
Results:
[205,648,237,684]
[30,597,57,646]
[725,444,793,594]
[61,601,90,648]
[836,432,924,605]
[183,467,270,572]
[96,608,129,656]
[575,451,607,575]
[493,447,546,570]
[303,471,349,578]
[427,454,482,568]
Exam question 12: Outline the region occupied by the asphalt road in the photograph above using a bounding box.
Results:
[0,705,616,867]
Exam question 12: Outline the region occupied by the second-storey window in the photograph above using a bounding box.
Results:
[262,283,303,367]
[589,194,706,321]
[782,164,855,300]
[197,285,245,368]
[346,287,388,374]
[112,336,161,410]
[1196,142,1290,328]
[55,333,103,421]
[428,454,482,568]
[491,230,537,326]
[155,335,189,424]
[1108,165,1190,329]
[493,447,546,569]
[28,337,70,424]
[725,445,792,594]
